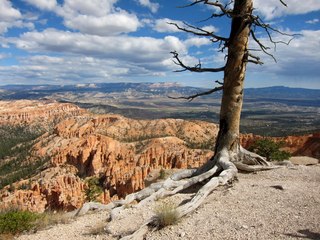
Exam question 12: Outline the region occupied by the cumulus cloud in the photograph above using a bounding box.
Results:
[0,0,21,21]
[153,19,219,37]
[137,0,159,13]
[153,18,184,33]
[202,25,219,33]
[254,0,320,20]
[0,54,136,84]
[184,37,211,48]
[54,0,140,36]
[0,51,178,85]
[10,28,190,81]
[0,0,24,34]
[249,30,320,80]
[23,0,57,11]
[21,0,141,36]
[0,1,35,34]
[13,29,186,62]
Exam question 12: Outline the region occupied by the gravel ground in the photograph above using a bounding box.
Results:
[17,164,320,240]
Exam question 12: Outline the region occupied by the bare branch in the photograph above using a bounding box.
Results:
[168,22,228,43]
[202,0,233,15]
[168,86,223,102]
[178,0,233,14]
[215,80,224,85]
[247,53,263,65]
[171,51,225,73]
[279,0,287,7]
[251,15,299,47]
[246,59,263,65]
[250,30,277,62]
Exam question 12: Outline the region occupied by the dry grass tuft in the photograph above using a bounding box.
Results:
[152,201,179,229]
[35,211,72,230]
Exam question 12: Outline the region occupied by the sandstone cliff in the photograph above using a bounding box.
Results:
[0,100,318,213]
[0,100,86,128]
[0,114,215,212]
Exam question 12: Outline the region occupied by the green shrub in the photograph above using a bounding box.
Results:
[185,138,215,150]
[249,138,291,161]
[85,177,104,201]
[0,156,50,189]
[152,201,179,229]
[0,124,47,189]
[0,210,40,234]
[159,168,166,180]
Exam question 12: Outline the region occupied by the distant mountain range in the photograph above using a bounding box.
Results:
[1,83,319,102]
[1,83,319,136]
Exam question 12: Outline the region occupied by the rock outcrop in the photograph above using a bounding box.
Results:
[0,100,319,213]
[0,100,86,127]
[0,114,215,212]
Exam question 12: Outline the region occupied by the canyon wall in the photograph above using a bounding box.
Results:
[0,100,318,213]
[0,100,86,127]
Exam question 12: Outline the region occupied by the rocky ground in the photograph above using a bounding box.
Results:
[17,159,320,240]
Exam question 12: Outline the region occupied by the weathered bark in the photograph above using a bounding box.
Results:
[215,0,253,156]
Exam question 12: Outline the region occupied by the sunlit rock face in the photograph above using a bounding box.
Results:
[0,100,318,213]
[0,100,86,126]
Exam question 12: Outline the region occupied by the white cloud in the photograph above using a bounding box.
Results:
[153,19,219,37]
[64,12,140,36]
[202,25,219,33]
[254,0,320,20]
[137,0,159,13]
[184,37,211,48]
[11,29,187,72]
[0,0,25,34]
[0,20,34,34]
[23,0,57,11]
[0,0,21,22]
[55,0,140,36]
[154,18,184,33]
[306,18,319,24]
[0,54,134,84]
[249,30,320,79]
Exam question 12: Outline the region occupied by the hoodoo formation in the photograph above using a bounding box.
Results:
[0,100,318,212]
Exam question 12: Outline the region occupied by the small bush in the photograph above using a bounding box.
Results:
[249,138,291,161]
[159,168,166,180]
[152,201,179,229]
[0,210,40,234]
[85,177,104,201]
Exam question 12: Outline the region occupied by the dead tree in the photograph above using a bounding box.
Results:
[77,1,292,239]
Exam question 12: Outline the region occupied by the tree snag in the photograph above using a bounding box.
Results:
[75,1,293,239]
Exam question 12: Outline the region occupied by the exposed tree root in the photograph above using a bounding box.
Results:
[73,147,281,239]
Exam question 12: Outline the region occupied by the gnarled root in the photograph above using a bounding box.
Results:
[236,146,282,172]
[75,147,280,239]
[116,149,237,239]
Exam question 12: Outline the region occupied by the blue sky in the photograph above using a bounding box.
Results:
[0,0,319,89]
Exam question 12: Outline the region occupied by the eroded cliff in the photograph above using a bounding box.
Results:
[0,100,318,213]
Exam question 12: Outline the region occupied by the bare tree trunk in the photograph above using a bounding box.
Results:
[75,2,280,239]
[215,0,253,157]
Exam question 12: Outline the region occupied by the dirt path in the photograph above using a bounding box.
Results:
[17,164,320,240]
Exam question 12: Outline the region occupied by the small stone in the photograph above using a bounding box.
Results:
[179,231,186,237]
[242,225,249,229]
